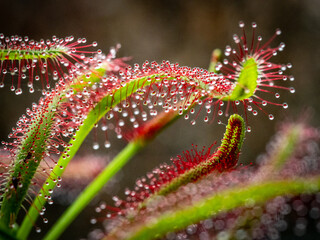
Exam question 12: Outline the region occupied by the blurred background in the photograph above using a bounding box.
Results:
[0,0,319,239]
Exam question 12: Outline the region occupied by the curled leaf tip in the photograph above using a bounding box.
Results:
[218,113,246,168]
[227,58,258,101]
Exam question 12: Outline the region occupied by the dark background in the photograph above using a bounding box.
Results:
[0,0,319,239]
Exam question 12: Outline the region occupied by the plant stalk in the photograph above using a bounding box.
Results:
[43,141,144,240]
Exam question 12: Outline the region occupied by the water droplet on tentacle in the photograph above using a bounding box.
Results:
[93,142,99,150]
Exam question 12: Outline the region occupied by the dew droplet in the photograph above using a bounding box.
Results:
[262,101,267,106]
[118,119,125,127]
[239,21,245,28]
[275,93,280,98]
[233,34,240,44]
[104,141,111,148]
[269,114,274,120]
[90,218,97,224]
[253,110,258,116]
[43,218,48,224]
[15,88,22,95]
[290,87,295,93]
[133,122,139,128]
[36,227,41,233]
[283,102,288,109]
[93,142,99,150]
[247,126,251,132]
[191,120,196,125]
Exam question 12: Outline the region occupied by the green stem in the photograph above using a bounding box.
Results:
[43,141,144,240]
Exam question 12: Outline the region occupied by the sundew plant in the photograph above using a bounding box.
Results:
[0,21,319,240]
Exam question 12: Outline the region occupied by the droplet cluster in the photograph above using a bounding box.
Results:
[217,21,293,120]
[65,60,234,147]
[0,34,99,94]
